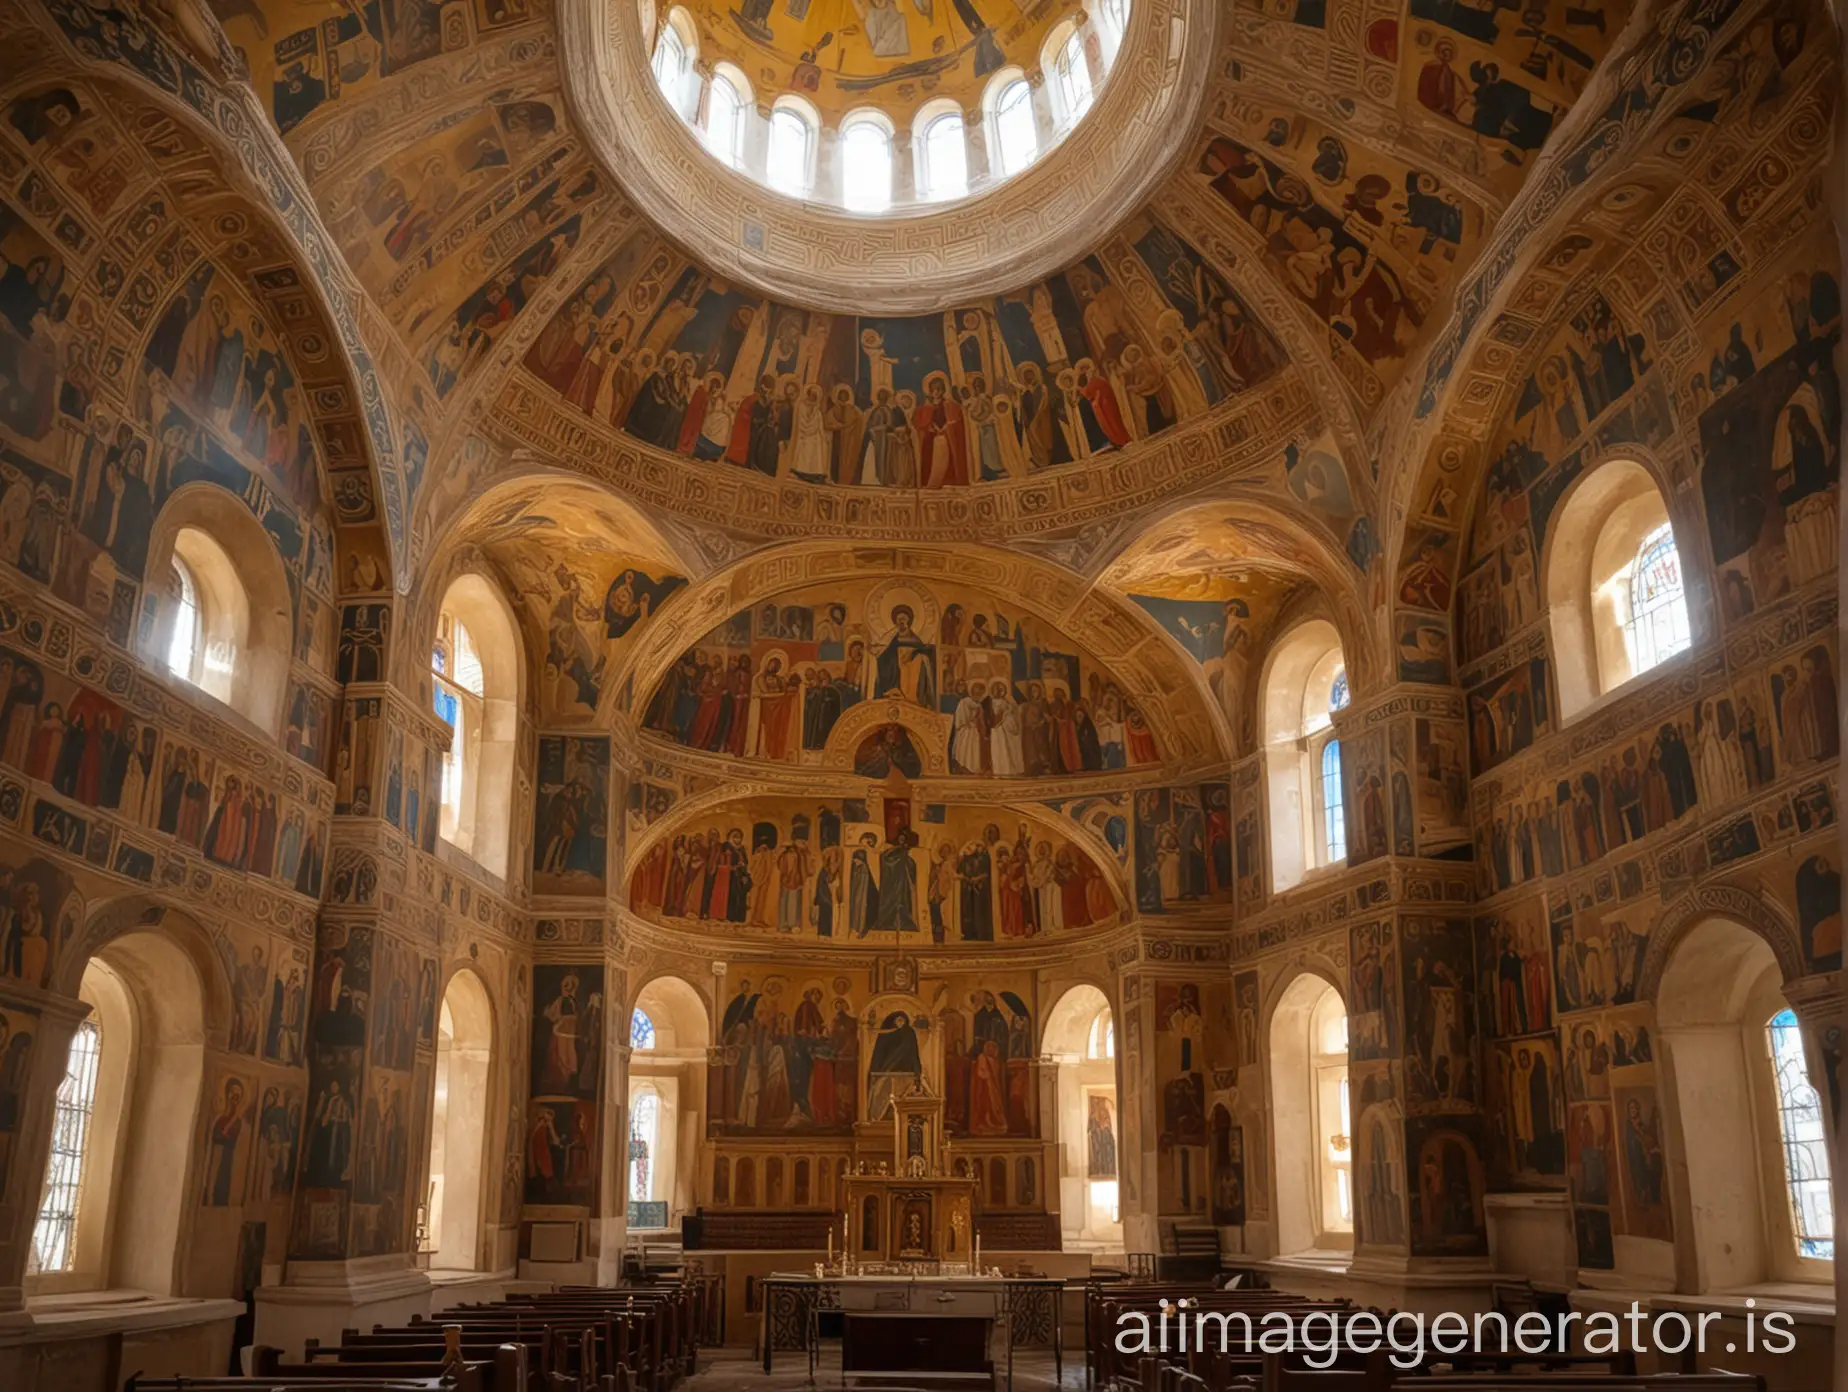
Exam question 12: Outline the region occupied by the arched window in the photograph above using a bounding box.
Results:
[1270,975,1351,1254]
[1657,919,1833,1288]
[433,615,483,836]
[1097,0,1130,49]
[767,99,817,197]
[144,496,292,734]
[29,1015,102,1276]
[1767,1008,1833,1259]
[988,74,1037,177]
[1545,459,1691,720]
[705,67,748,167]
[628,1087,660,1204]
[1046,26,1093,125]
[1623,522,1691,677]
[917,106,969,201]
[433,576,521,878]
[163,528,245,707]
[424,970,493,1271]
[651,8,696,115]
[628,976,710,1229]
[839,112,893,212]
[1262,620,1347,891]
[630,1008,657,1049]
[166,553,202,685]
[1043,985,1120,1247]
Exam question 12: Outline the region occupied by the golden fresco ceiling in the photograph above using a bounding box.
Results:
[0,0,1830,749]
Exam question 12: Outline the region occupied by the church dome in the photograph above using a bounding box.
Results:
[563,0,1213,312]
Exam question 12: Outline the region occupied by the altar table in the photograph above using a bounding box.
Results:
[758,1273,1063,1388]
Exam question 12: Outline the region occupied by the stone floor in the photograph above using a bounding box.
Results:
[686,1344,1087,1389]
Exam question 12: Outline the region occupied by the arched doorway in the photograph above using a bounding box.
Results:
[426,969,494,1271]
[1042,984,1121,1252]
[628,976,710,1231]
[1655,919,1832,1292]
[1268,973,1350,1256]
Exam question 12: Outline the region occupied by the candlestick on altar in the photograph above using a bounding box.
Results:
[827,1222,834,1264]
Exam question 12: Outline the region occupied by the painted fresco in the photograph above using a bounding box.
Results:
[1124,567,1300,740]
[521,216,1286,484]
[532,735,609,895]
[658,0,1076,121]
[711,967,865,1136]
[642,580,1161,774]
[941,984,1037,1138]
[0,1003,37,1197]
[0,852,80,990]
[1132,784,1233,913]
[462,487,686,720]
[1189,117,1482,376]
[630,797,1120,942]
[527,963,604,1206]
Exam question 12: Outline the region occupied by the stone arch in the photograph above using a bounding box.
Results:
[43,897,229,1294]
[1264,965,1349,1257]
[1638,882,1807,1001]
[54,895,235,1038]
[623,541,1223,766]
[22,61,406,586]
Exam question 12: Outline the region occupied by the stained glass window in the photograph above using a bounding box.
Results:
[1767,1008,1833,1259]
[1624,523,1691,677]
[630,1009,656,1050]
[29,1019,102,1275]
[1329,669,1349,712]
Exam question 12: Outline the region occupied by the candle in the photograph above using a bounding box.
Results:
[827,1223,834,1264]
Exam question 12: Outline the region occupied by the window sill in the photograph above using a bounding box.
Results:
[1557,646,1696,728]
[3,1290,243,1343]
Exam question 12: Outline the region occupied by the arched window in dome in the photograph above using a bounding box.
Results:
[651,7,696,116]
[705,65,749,167]
[1045,23,1093,125]
[987,72,1037,177]
[1098,0,1130,50]
[767,97,818,197]
[839,111,893,211]
[916,103,969,202]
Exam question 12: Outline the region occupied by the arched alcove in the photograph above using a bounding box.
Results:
[140,485,293,737]
[28,926,207,1296]
[629,975,711,1230]
[1042,983,1121,1252]
[1260,620,1348,892]
[1268,972,1350,1256]
[1655,919,1832,1292]
[426,967,495,1272]
[432,573,524,879]
[1543,458,1692,721]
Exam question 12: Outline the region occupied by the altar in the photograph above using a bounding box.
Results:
[758,1273,1065,1388]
